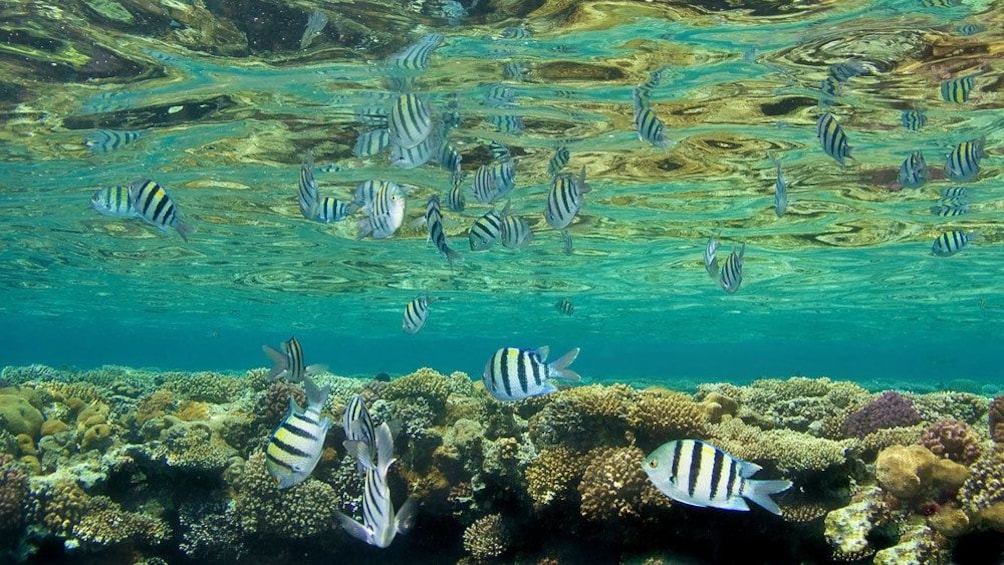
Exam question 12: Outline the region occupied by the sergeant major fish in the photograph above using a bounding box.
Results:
[642,439,792,515]
[556,298,574,316]
[128,179,195,242]
[85,129,141,154]
[771,155,787,217]
[343,394,376,474]
[357,183,406,240]
[469,208,503,251]
[719,243,745,294]
[703,236,720,278]
[424,195,462,264]
[265,376,332,489]
[262,336,327,382]
[932,230,979,257]
[544,166,591,230]
[897,150,928,189]
[91,185,137,218]
[299,151,320,220]
[816,112,852,166]
[482,346,581,401]
[945,138,984,182]
[402,295,431,334]
[316,197,352,223]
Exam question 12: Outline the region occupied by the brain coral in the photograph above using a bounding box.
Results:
[462,513,511,560]
[577,445,671,522]
[989,396,1004,443]
[919,419,982,465]
[841,391,921,439]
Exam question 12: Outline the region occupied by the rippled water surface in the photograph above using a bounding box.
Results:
[1,0,1002,382]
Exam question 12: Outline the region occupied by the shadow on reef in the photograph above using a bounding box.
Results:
[0,365,1003,564]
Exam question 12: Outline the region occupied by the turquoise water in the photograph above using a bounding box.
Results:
[1,0,1003,387]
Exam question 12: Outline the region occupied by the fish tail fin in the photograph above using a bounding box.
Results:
[262,345,289,380]
[446,247,463,265]
[304,376,329,409]
[395,497,418,535]
[375,422,396,478]
[744,479,792,516]
[336,511,373,543]
[175,220,196,242]
[548,347,581,381]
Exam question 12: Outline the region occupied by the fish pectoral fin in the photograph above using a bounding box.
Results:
[336,511,374,543]
[395,497,418,534]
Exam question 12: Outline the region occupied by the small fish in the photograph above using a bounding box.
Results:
[703,237,720,278]
[265,376,332,489]
[90,185,137,218]
[945,138,984,182]
[318,163,342,173]
[635,106,671,149]
[930,203,969,217]
[425,195,462,264]
[262,336,327,382]
[503,61,531,81]
[488,114,523,134]
[827,59,869,83]
[485,84,517,108]
[386,33,444,72]
[772,155,787,217]
[338,422,417,548]
[300,9,328,50]
[354,129,390,158]
[500,209,533,250]
[447,181,466,212]
[490,159,516,200]
[390,130,439,169]
[818,76,841,107]
[816,112,852,166]
[897,150,928,189]
[357,183,406,240]
[501,25,531,39]
[482,346,581,401]
[921,0,961,6]
[355,106,389,127]
[642,439,792,515]
[556,298,574,316]
[86,129,142,154]
[389,93,433,149]
[128,179,195,242]
[402,295,431,334]
[900,109,926,132]
[469,209,503,251]
[316,197,352,223]
[438,143,462,181]
[342,395,376,474]
[489,140,511,162]
[353,179,390,210]
[941,187,968,200]
[472,164,498,204]
[719,243,745,294]
[548,146,570,178]
[299,151,320,220]
[956,23,984,36]
[940,75,977,103]
[545,166,591,230]
[932,230,979,256]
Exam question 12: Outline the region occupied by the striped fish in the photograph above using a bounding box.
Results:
[940,75,976,103]
[386,33,444,72]
[469,209,503,251]
[827,59,868,83]
[544,166,591,230]
[632,86,652,119]
[354,129,390,158]
[472,163,498,204]
[353,179,394,210]
[941,187,968,200]
[635,107,670,149]
[501,25,531,39]
[425,195,461,264]
[485,84,517,108]
[818,76,841,108]
[355,106,389,127]
[490,159,516,200]
[390,129,439,169]
[265,376,332,489]
[85,129,141,153]
[447,180,466,212]
[487,114,523,134]
[897,150,927,189]
[90,185,137,218]
[956,23,984,36]
[932,230,979,256]
[338,422,417,548]
[945,138,984,182]
[342,394,376,474]
[816,112,852,166]
[482,346,581,401]
[262,336,327,382]
[719,243,745,294]
[299,151,320,220]
[357,183,406,240]
[548,146,570,178]
[772,155,787,217]
[900,109,926,132]
[389,93,433,149]
[439,143,462,182]
[503,61,530,81]
[556,298,574,316]
[128,179,195,242]
[500,211,533,250]
[489,140,511,162]
[704,237,720,278]
[930,203,969,217]
[316,197,352,223]
[402,295,430,334]
[642,439,792,515]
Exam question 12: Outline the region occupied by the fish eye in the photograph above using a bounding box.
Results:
[648,460,658,469]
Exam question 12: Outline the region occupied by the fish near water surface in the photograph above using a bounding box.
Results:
[265,376,332,489]
[643,439,792,515]
[91,185,138,218]
[482,346,581,401]
[128,179,196,242]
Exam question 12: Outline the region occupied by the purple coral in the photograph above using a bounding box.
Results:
[919,419,982,464]
[989,395,1004,443]
[0,453,27,531]
[842,391,922,439]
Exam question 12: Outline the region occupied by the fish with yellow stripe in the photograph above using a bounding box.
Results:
[265,376,332,489]
[816,112,852,166]
[643,439,792,515]
[128,179,195,242]
[262,336,327,382]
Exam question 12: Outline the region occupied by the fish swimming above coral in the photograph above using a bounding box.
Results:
[482,346,581,401]
[343,394,376,474]
[642,439,792,515]
[262,336,327,382]
[265,376,332,489]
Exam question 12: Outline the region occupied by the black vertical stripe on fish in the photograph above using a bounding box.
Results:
[271,436,312,459]
[687,440,703,497]
[282,421,319,440]
[516,351,529,395]
[671,440,684,484]
[725,459,738,499]
[499,349,512,398]
[708,447,725,501]
[266,451,296,471]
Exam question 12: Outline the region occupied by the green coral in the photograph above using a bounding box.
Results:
[0,393,44,438]
[708,418,848,474]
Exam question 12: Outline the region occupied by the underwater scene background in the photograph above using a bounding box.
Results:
[2,0,1004,563]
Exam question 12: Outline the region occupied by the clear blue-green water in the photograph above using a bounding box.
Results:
[1,0,1003,388]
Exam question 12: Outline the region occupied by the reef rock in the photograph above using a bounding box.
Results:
[875,444,967,499]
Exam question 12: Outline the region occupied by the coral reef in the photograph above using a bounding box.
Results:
[875,444,967,499]
[0,453,27,531]
[919,419,982,465]
[462,513,511,560]
[578,445,671,523]
[990,395,1004,443]
[823,487,893,562]
[708,417,848,474]
[841,391,921,439]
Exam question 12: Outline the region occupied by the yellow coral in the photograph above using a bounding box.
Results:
[578,445,671,522]
[382,367,450,411]
[708,418,847,473]
[627,387,707,440]
[462,514,510,560]
[136,390,176,425]
[875,444,968,499]
[526,446,585,510]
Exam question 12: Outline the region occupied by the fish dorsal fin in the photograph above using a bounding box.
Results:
[533,346,550,362]
[304,376,330,409]
[286,397,301,418]
[738,459,762,478]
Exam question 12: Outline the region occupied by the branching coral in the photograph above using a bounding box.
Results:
[989,395,1004,443]
[958,447,1004,516]
[382,367,450,414]
[911,392,987,427]
[234,451,340,538]
[0,453,27,531]
[841,391,921,439]
[164,372,244,404]
[526,446,585,511]
[73,495,170,548]
[919,419,982,465]
[708,417,847,474]
[626,388,707,442]
[462,513,511,560]
[578,445,671,522]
